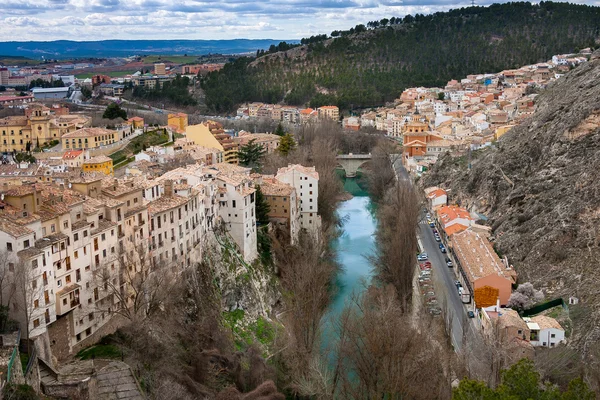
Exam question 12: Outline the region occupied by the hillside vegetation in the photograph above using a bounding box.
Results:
[201,1,600,113]
[423,50,600,374]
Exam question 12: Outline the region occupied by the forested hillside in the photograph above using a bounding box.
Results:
[201,1,600,113]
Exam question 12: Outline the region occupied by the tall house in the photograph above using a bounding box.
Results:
[185,121,238,164]
[276,164,321,237]
[205,163,257,262]
[317,106,339,121]
[254,175,300,245]
[154,63,166,75]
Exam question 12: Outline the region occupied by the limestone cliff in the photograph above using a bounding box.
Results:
[423,50,600,354]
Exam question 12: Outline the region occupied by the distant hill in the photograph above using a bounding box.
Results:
[0,39,298,59]
[200,1,600,113]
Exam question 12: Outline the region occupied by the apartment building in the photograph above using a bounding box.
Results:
[317,106,339,120]
[186,121,238,164]
[254,176,300,244]
[276,164,321,237]
[205,164,257,262]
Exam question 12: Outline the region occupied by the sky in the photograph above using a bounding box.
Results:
[0,0,596,41]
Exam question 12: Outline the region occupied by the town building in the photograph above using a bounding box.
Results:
[525,316,565,348]
[254,175,300,244]
[317,106,339,120]
[0,104,92,153]
[185,121,238,164]
[276,164,321,237]
[32,87,71,100]
[82,156,114,176]
[167,113,188,132]
[234,132,281,154]
[452,229,517,307]
[61,128,118,150]
[154,63,166,75]
[98,84,125,97]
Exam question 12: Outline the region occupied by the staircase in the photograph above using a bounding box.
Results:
[95,361,144,400]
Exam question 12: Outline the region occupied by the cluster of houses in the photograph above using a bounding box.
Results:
[343,49,592,174]
[0,152,321,376]
[425,187,566,362]
[236,103,340,124]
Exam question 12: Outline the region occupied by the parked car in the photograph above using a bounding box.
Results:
[417,253,428,261]
[441,247,447,254]
[446,258,453,267]
[435,236,441,242]
[432,229,438,234]
[438,243,444,249]
[426,213,431,219]
[454,281,462,290]
[467,311,475,318]
[429,222,435,228]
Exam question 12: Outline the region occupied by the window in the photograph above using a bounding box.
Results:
[517,329,523,335]
[65,275,71,284]
[57,279,62,287]
[51,224,55,233]
[33,319,40,328]
[551,334,556,338]
[34,300,39,308]
[74,250,78,259]
[63,221,69,229]
[32,280,37,289]
[23,240,30,248]
[62,298,67,305]
[85,265,90,271]
[88,312,94,321]
[74,232,79,241]
[76,269,81,282]
[83,230,88,237]
[32,259,38,268]
[6,243,12,252]
[101,233,106,241]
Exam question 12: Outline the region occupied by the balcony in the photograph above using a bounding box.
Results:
[56,284,81,316]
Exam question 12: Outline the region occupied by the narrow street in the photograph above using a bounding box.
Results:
[418,220,466,350]
[391,156,467,351]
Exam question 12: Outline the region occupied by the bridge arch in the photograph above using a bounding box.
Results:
[336,153,372,178]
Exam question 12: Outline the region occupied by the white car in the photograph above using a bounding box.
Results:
[417,253,428,261]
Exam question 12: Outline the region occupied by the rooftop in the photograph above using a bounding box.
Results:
[530,315,563,331]
[62,127,116,139]
[452,229,515,284]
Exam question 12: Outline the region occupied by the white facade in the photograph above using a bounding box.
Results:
[276,165,321,237]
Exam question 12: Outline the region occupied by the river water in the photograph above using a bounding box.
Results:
[321,177,377,357]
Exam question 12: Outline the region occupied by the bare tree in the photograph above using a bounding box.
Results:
[371,181,420,311]
[365,140,398,202]
[9,257,44,341]
[332,285,451,399]
[92,243,177,323]
[272,231,338,380]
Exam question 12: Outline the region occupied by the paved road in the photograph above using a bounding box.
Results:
[418,220,466,350]
[391,154,409,181]
[389,156,467,350]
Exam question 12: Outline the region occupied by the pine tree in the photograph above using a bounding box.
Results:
[274,123,286,136]
[238,139,266,170]
[278,134,296,156]
[102,102,127,120]
[255,185,271,225]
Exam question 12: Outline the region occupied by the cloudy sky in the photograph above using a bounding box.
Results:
[0,0,595,41]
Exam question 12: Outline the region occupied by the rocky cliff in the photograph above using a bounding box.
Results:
[423,50,600,354]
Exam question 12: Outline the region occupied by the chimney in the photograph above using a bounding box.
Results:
[164,180,173,197]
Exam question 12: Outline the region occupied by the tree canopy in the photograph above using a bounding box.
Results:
[453,359,595,400]
[102,102,127,120]
[201,2,600,113]
[237,139,266,170]
[278,134,296,156]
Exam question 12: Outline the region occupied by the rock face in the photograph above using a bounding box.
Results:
[423,50,600,352]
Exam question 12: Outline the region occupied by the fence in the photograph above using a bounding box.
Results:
[6,329,21,383]
[520,298,566,317]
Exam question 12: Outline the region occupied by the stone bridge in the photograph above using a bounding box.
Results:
[336,153,372,177]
